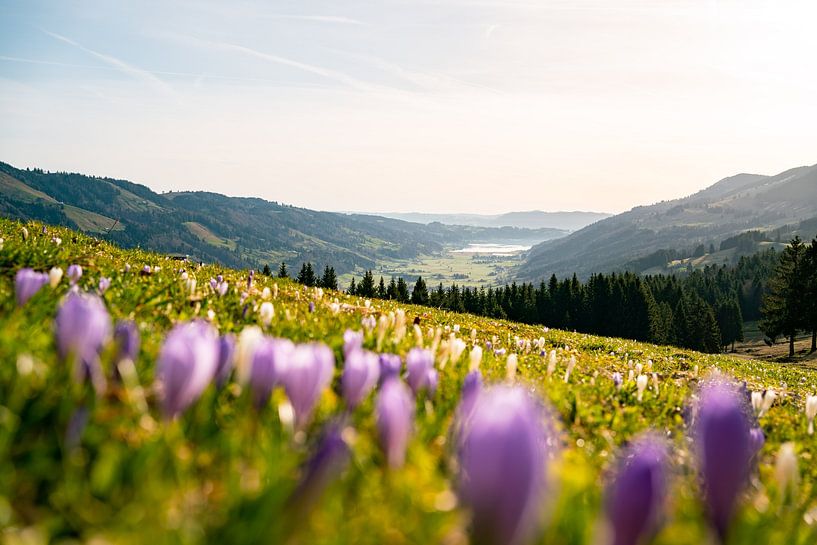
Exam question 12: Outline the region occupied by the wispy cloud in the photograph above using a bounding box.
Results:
[41,29,173,94]
[264,14,364,25]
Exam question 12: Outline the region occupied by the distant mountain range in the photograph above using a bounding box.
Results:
[518,164,817,281]
[375,210,611,231]
[0,161,564,274]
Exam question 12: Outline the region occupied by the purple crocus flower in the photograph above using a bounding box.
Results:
[209,278,218,291]
[612,372,623,389]
[606,436,668,545]
[308,301,315,313]
[406,348,434,396]
[155,320,219,419]
[696,381,752,542]
[281,342,335,428]
[15,268,49,306]
[425,368,438,398]
[218,281,229,297]
[98,277,111,294]
[249,337,294,408]
[66,264,82,285]
[289,422,351,512]
[215,334,236,387]
[217,274,223,283]
[376,377,414,468]
[341,349,380,408]
[113,320,140,363]
[55,292,111,387]
[749,427,765,460]
[457,385,550,545]
[343,329,364,357]
[379,353,402,384]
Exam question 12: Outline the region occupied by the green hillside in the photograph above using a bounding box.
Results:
[0,161,563,276]
[1,217,816,544]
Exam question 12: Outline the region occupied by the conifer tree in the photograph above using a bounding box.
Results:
[278,261,289,278]
[262,264,272,276]
[358,270,376,297]
[396,277,410,303]
[387,277,398,300]
[348,277,357,295]
[806,239,817,353]
[761,237,808,357]
[411,276,428,305]
[320,266,338,291]
[377,276,387,299]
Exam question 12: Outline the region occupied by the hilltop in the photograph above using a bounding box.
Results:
[519,164,817,280]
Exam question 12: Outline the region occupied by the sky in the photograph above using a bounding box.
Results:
[1,1,816,215]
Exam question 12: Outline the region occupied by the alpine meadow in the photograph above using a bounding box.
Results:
[3,2,817,545]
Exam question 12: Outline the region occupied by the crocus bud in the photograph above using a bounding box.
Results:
[774,442,798,501]
[376,378,414,468]
[217,281,229,296]
[156,321,219,419]
[15,268,49,306]
[759,390,776,417]
[235,326,264,384]
[55,292,111,389]
[696,381,752,542]
[457,370,483,430]
[281,343,335,429]
[259,302,274,326]
[469,346,483,372]
[505,354,519,382]
[343,329,364,357]
[612,372,623,390]
[289,422,351,513]
[98,277,111,294]
[564,355,576,383]
[547,350,557,377]
[450,338,467,365]
[215,334,236,387]
[209,278,218,291]
[806,395,817,435]
[49,267,64,288]
[113,320,140,363]
[458,386,550,545]
[636,375,648,402]
[606,436,667,545]
[406,348,434,396]
[341,349,380,408]
[379,353,402,384]
[66,264,82,285]
[21,226,28,240]
[249,337,293,408]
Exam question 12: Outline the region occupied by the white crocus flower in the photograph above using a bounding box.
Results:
[469,345,483,372]
[259,302,274,326]
[262,287,271,300]
[235,326,264,384]
[506,354,518,381]
[751,391,764,414]
[775,442,799,500]
[49,267,64,288]
[547,350,557,377]
[636,374,649,402]
[759,390,777,417]
[564,355,576,383]
[806,395,817,435]
[450,337,467,364]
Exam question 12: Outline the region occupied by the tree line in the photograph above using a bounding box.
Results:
[266,241,812,356]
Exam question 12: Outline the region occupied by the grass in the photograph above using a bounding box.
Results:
[345,251,521,288]
[1,217,817,545]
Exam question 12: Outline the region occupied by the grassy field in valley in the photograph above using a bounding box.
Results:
[1,218,817,545]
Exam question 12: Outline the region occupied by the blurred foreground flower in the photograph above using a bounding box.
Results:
[66,264,82,285]
[249,337,293,408]
[376,377,414,468]
[406,348,434,396]
[457,385,551,545]
[281,343,335,429]
[342,349,380,408]
[605,436,667,545]
[55,292,111,391]
[696,380,752,542]
[156,320,219,419]
[15,268,49,306]
[289,422,351,514]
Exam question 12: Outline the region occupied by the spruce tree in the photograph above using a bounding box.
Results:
[396,277,410,303]
[296,263,308,285]
[387,277,398,300]
[278,262,289,278]
[320,266,338,291]
[806,239,817,353]
[358,270,376,297]
[348,277,357,295]
[377,276,387,299]
[411,276,428,305]
[761,237,808,357]
[262,264,272,276]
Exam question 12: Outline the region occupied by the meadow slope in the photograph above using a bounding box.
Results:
[0,218,816,545]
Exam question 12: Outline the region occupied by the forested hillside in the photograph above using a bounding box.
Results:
[0,161,562,274]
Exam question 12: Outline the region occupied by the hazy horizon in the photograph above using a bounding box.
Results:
[2,1,817,214]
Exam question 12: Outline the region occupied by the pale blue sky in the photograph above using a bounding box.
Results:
[1,0,816,214]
